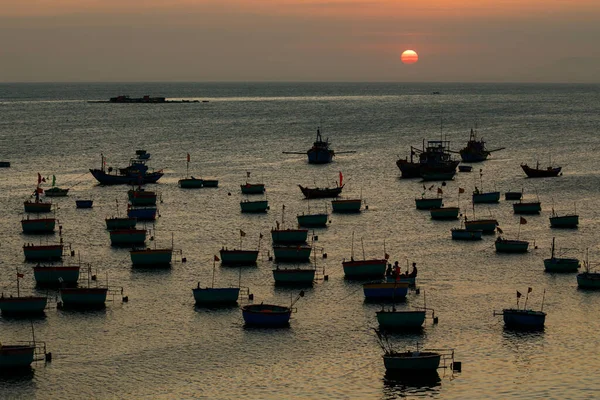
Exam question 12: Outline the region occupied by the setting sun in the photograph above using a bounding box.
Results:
[401,50,419,64]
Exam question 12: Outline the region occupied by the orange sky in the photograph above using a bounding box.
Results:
[1,0,599,82]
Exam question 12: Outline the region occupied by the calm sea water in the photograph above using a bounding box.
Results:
[1,83,600,399]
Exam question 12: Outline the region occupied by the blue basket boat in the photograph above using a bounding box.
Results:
[75,200,93,209]
[363,282,409,301]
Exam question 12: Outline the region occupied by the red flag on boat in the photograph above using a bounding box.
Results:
[520,217,527,225]
[384,253,390,260]
[37,173,46,184]
[259,233,263,239]
[240,230,246,237]
[17,273,24,278]
[187,153,190,163]
[437,188,443,194]
[339,171,343,187]
[214,255,220,262]
[527,287,532,293]
[517,291,522,298]
[36,187,44,194]
[459,188,465,194]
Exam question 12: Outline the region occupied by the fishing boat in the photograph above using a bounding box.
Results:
[128,187,157,206]
[271,206,309,244]
[0,270,47,316]
[463,218,497,234]
[331,198,362,213]
[472,190,500,204]
[44,187,69,197]
[385,262,419,286]
[90,154,163,185]
[521,161,561,178]
[430,207,459,220]
[458,165,472,172]
[105,217,136,230]
[505,191,523,201]
[451,225,482,241]
[241,172,265,194]
[0,334,50,370]
[273,244,312,262]
[202,179,219,188]
[272,266,316,286]
[193,256,248,306]
[21,217,56,234]
[58,266,123,309]
[297,201,329,228]
[75,200,93,208]
[130,248,173,267]
[396,138,460,179]
[24,179,52,213]
[342,234,387,279]
[33,264,80,287]
[415,196,443,210]
[576,254,600,289]
[241,291,304,327]
[109,228,147,246]
[494,289,546,330]
[543,238,579,273]
[459,127,504,162]
[513,201,541,214]
[376,309,427,330]
[23,243,64,261]
[219,231,261,266]
[240,199,269,213]
[127,206,157,221]
[283,128,355,164]
[179,177,204,188]
[495,237,529,253]
[549,208,579,228]
[363,282,409,301]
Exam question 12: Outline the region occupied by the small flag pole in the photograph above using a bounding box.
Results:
[211,257,216,289]
[16,267,20,297]
[541,289,546,312]
[524,288,530,310]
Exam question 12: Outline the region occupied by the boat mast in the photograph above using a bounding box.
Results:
[361,237,366,261]
[212,257,216,289]
[350,231,355,259]
[540,289,546,312]
[551,237,555,259]
[16,267,20,297]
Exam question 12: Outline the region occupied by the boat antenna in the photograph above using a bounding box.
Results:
[540,289,546,312]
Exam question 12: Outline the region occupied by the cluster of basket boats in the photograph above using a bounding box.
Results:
[3,130,599,379]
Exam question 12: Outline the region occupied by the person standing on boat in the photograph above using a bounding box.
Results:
[394,261,401,281]
[386,263,393,277]
[411,262,418,278]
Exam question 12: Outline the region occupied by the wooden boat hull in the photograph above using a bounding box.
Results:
[242,304,292,327]
[297,213,328,227]
[241,183,265,194]
[377,310,426,329]
[472,191,500,204]
[544,258,580,273]
[521,164,561,178]
[193,287,240,305]
[44,188,69,197]
[0,345,35,369]
[342,259,386,279]
[331,199,362,213]
[105,217,137,230]
[240,200,269,213]
[272,269,316,285]
[178,178,204,188]
[273,245,312,262]
[21,218,56,234]
[502,309,546,330]
[130,249,173,267]
[451,228,482,240]
[59,288,108,308]
[495,239,529,253]
[271,229,309,244]
[307,148,334,164]
[383,352,441,372]
[109,229,147,246]
[415,198,443,210]
[396,159,421,179]
[430,207,459,220]
[577,273,600,289]
[127,207,157,221]
[505,192,523,201]
[33,265,80,286]
[24,201,52,213]
[219,250,259,266]
[298,185,343,199]
[0,297,47,315]
[513,202,541,214]
[75,200,93,208]
[460,151,488,162]
[550,215,579,228]
[89,169,163,185]
[465,219,498,233]
[363,282,409,300]
[23,245,63,261]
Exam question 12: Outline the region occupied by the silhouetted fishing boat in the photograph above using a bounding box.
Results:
[451,225,482,241]
[495,237,529,253]
[272,266,316,286]
[75,200,93,209]
[576,253,600,289]
[33,264,80,287]
[241,183,265,194]
[297,211,328,227]
[193,256,250,306]
[396,138,459,179]
[342,234,387,279]
[331,198,362,213]
[459,127,504,162]
[23,243,64,261]
[494,288,546,330]
[128,187,157,206]
[505,191,523,201]
[179,177,203,188]
[25,177,52,213]
[543,238,579,273]
[219,230,261,266]
[283,128,355,164]
[44,187,69,197]
[521,161,561,178]
[58,266,125,309]
[0,270,47,316]
[363,282,409,301]
[90,154,163,185]
[21,217,56,234]
[127,206,157,221]
[513,201,541,214]
[415,196,443,210]
[273,244,312,262]
[430,207,459,220]
[105,217,136,230]
[241,291,304,327]
[109,228,147,246]
[130,248,173,267]
[458,165,472,172]
[549,208,579,228]
[472,190,500,204]
[0,334,50,370]
[464,218,497,234]
[240,199,269,213]
[271,206,308,244]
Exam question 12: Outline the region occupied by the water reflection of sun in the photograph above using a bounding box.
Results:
[401,50,419,64]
